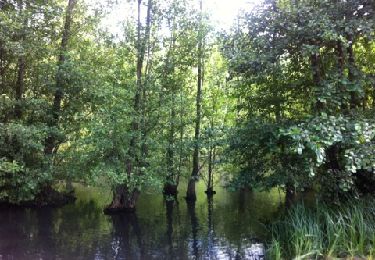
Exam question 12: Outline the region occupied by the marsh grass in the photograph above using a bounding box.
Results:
[266,199,375,259]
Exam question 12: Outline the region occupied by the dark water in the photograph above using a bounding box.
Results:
[0,182,285,260]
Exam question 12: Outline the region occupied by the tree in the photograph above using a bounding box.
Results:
[45,0,77,156]
[224,0,375,199]
[186,0,204,201]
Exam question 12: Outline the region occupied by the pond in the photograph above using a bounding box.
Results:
[0,182,286,259]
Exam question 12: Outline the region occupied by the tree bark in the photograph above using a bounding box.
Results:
[164,104,177,196]
[186,0,203,201]
[104,185,140,214]
[45,0,77,155]
[205,118,216,196]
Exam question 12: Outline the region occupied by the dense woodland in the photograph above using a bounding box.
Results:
[1,0,375,257]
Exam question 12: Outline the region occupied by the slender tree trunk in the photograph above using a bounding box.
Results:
[186,0,203,201]
[106,0,152,213]
[207,148,212,189]
[336,40,345,75]
[177,90,184,187]
[310,52,323,112]
[336,40,349,111]
[140,0,152,165]
[14,0,26,119]
[164,104,177,196]
[164,19,179,196]
[0,43,4,95]
[15,57,25,119]
[205,119,216,196]
[347,36,360,109]
[45,0,77,155]
[0,3,7,95]
[205,146,216,196]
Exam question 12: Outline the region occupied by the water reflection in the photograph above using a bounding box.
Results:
[0,183,284,259]
[205,196,215,259]
[110,213,144,259]
[187,200,200,259]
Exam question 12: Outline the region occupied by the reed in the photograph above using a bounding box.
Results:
[266,199,375,259]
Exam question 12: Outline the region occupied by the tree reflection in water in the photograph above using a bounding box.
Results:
[110,213,144,259]
[186,200,200,259]
[0,184,284,259]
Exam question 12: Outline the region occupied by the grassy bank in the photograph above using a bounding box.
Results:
[267,199,375,259]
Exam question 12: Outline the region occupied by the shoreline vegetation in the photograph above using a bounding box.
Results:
[1,0,374,258]
[268,199,375,259]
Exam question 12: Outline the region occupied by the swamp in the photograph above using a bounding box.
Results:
[0,0,375,259]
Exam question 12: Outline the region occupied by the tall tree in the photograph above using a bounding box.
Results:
[105,0,153,213]
[45,0,77,155]
[224,0,375,198]
[186,0,204,201]
[14,0,26,119]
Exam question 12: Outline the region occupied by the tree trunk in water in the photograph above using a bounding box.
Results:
[205,146,216,196]
[163,183,178,196]
[106,0,152,213]
[164,20,179,197]
[186,0,203,202]
[45,0,77,155]
[104,185,140,214]
[164,105,177,196]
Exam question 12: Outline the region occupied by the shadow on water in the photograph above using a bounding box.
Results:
[0,183,288,259]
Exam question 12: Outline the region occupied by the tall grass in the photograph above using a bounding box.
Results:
[266,199,375,259]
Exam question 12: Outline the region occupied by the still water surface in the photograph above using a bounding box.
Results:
[0,182,285,259]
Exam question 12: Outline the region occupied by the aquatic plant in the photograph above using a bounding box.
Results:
[266,199,375,259]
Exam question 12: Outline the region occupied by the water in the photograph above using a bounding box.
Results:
[0,182,285,259]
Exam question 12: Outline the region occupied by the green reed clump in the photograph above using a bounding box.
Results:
[266,199,375,259]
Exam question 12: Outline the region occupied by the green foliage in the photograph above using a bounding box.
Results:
[0,0,106,203]
[224,0,375,198]
[0,122,51,203]
[1,0,374,206]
